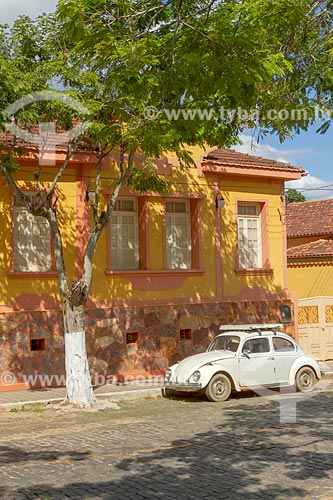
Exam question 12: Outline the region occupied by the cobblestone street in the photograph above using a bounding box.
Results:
[0,388,332,500]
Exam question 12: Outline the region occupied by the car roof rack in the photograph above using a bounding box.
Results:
[219,324,283,336]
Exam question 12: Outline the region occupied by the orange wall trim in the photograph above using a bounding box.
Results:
[0,383,29,393]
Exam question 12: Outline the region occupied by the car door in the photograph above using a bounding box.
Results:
[238,337,276,387]
[272,336,299,385]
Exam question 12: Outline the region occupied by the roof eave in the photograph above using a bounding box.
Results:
[287,232,333,238]
[202,161,304,180]
[288,254,333,259]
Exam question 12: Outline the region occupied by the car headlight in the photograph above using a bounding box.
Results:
[165,368,172,381]
[192,370,201,382]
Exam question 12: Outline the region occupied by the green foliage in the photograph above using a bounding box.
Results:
[128,161,170,193]
[0,3,332,208]
[285,188,306,204]
[1,2,333,166]
[55,0,333,156]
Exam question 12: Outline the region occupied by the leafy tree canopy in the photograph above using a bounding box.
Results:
[286,188,306,204]
[54,0,333,157]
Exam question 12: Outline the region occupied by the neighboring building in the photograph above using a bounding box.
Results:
[0,145,303,390]
[287,199,333,360]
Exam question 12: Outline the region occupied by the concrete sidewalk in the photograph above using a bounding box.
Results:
[0,380,163,408]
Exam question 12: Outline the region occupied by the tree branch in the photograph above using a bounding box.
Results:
[81,148,136,296]
[46,140,77,197]
[179,18,214,42]
[119,143,124,176]
[0,163,25,202]
[46,207,69,300]
[172,0,183,65]
[92,142,104,224]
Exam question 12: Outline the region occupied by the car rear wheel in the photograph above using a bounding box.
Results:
[295,367,316,393]
[205,373,232,402]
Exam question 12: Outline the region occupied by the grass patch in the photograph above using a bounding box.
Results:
[9,405,44,413]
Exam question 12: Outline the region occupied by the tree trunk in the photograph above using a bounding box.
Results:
[64,300,96,407]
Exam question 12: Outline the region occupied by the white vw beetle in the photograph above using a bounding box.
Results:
[164,324,321,402]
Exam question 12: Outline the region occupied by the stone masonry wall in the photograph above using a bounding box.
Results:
[0,299,294,389]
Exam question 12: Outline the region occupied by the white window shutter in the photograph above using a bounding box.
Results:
[166,200,191,269]
[238,208,262,269]
[110,199,139,270]
[13,204,51,272]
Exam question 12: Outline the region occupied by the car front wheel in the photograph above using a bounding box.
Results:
[295,367,316,393]
[205,373,232,402]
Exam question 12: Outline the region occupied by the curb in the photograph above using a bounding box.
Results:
[0,387,162,409]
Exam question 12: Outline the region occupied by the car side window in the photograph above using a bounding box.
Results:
[273,337,295,352]
[242,338,270,354]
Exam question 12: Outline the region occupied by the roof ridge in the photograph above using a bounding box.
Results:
[203,147,302,171]
[228,147,291,166]
[288,198,333,205]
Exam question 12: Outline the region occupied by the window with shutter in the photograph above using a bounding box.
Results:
[166,200,191,269]
[110,198,139,270]
[13,194,51,272]
[237,203,262,269]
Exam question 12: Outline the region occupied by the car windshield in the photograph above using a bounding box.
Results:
[207,335,240,352]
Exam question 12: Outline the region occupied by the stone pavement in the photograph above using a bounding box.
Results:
[0,384,333,500]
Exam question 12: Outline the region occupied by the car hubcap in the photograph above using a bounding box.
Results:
[213,380,226,396]
[300,372,312,388]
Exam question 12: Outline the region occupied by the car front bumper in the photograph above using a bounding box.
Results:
[164,382,202,392]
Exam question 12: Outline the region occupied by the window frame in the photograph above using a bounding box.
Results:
[104,191,205,277]
[165,198,192,270]
[109,197,140,271]
[10,189,56,276]
[235,199,272,275]
[237,202,262,269]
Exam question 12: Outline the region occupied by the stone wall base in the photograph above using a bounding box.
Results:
[0,299,294,391]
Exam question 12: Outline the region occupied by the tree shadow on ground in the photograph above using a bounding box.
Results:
[0,393,332,499]
[0,446,91,465]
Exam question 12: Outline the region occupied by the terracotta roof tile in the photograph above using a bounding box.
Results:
[203,148,304,173]
[0,123,97,153]
[287,239,333,259]
[287,199,333,238]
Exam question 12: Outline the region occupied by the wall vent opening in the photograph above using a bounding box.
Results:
[126,332,139,344]
[179,328,192,340]
[30,338,46,352]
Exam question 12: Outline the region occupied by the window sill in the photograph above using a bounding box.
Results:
[105,269,205,277]
[8,271,58,279]
[234,267,273,276]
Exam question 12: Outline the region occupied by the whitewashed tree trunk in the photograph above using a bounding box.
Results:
[64,300,96,407]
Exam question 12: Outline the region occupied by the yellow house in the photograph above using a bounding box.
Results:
[0,145,303,390]
[287,199,333,360]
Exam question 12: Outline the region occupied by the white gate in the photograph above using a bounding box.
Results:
[298,297,333,360]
